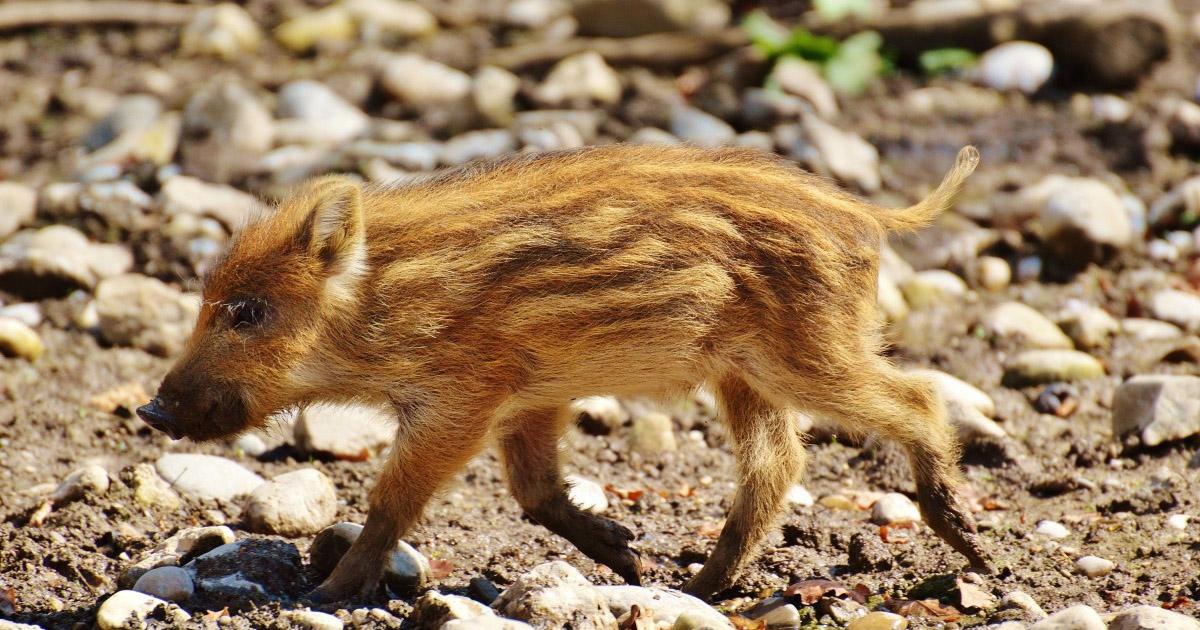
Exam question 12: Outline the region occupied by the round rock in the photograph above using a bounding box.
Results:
[870,493,922,525]
[978,41,1053,94]
[1074,555,1114,577]
[132,566,194,602]
[243,468,337,537]
[96,590,189,629]
[156,453,265,502]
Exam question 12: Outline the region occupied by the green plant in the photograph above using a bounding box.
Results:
[742,10,889,97]
[919,47,978,76]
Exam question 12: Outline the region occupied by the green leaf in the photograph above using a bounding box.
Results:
[919,47,978,75]
[741,10,791,57]
[783,28,841,62]
[822,30,884,95]
[814,0,875,21]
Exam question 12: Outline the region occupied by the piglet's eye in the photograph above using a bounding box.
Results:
[228,298,267,330]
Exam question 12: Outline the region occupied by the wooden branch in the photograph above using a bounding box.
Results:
[0,1,198,31]
[483,28,750,71]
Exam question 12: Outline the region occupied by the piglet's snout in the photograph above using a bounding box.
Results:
[136,397,181,440]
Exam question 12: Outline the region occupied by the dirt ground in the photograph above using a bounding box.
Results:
[0,0,1198,628]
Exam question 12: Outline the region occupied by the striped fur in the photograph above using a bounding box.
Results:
[152,144,988,601]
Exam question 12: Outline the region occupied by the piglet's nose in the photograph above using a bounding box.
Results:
[137,398,179,439]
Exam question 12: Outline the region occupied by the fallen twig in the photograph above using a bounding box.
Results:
[0,1,198,32]
[483,28,750,71]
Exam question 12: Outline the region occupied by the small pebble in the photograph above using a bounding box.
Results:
[1034,520,1070,539]
[132,566,194,602]
[282,610,344,630]
[1074,555,1114,577]
[870,492,921,525]
[1166,514,1190,530]
[847,611,907,630]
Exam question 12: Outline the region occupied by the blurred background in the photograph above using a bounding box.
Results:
[0,0,1198,628]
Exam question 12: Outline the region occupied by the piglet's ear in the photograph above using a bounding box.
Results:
[304,177,364,271]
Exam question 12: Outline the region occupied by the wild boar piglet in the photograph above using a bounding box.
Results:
[138,144,990,602]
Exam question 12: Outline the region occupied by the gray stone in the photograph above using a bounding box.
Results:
[0,317,43,361]
[492,561,616,629]
[243,468,337,537]
[978,41,1053,94]
[598,585,733,629]
[1149,289,1200,331]
[870,492,921,525]
[505,0,568,27]
[95,274,200,356]
[1109,605,1200,630]
[983,302,1073,349]
[1029,605,1104,630]
[159,176,259,232]
[441,130,518,166]
[745,597,801,628]
[975,256,1012,291]
[629,127,681,145]
[232,433,267,457]
[277,80,369,145]
[670,106,735,147]
[295,402,396,460]
[96,590,190,629]
[344,141,441,172]
[182,81,274,181]
[1112,375,1200,446]
[119,526,235,588]
[186,538,304,601]
[155,453,265,501]
[132,566,194,602]
[0,182,35,239]
[0,226,132,297]
[1003,350,1104,387]
[534,52,622,106]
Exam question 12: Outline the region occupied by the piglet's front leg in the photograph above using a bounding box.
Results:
[308,411,489,603]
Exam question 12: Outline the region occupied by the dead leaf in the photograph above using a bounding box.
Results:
[335,447,372,462]
[201,608,230,622]
[785,579,852,605]
[956,576,997,610]
[605,484,645,501]
[890,599,961,622]
[879,521,915,544]
[0,587,16,615]
[850,583,871,604]
[429,558,454,580]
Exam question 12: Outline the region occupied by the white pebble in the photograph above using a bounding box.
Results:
[1034,520,1070,539]
[1166,514,1190,530]
[870,492,921,524]
[1074,555,1114,577]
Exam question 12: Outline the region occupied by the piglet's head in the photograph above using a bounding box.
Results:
[138,176,367,441]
